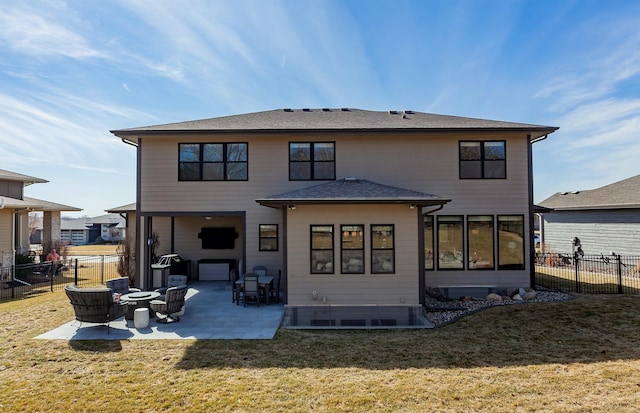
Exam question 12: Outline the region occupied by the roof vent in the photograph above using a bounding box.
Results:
[571,191,580,194]
[322,108,331,112]
[404,110,414,114]
[389,110,399,115]
[341,108,350,111]
[302,108,311,112]
[560,192,568,195]
[283,108,293,112]
[344,177,358,182]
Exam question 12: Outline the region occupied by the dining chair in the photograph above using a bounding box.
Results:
[241,273,260,307]
[269,270,281,303]
[252,265,267,277]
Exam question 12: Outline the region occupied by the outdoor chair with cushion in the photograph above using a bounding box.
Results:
[105,277,141,295]
[252,265,267,277]
[150,285,188,323]
[154,275,188,299]
[239,273,260,307]
[64,284,126,334]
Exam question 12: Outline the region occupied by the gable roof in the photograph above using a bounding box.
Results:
[256,178,450,208]
[106,202,136,213]
[111,108,558,143]
[1,196,80,211]
[539,175,640,210]
[0,169,48,186]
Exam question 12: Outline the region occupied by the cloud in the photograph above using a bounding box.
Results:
[0,6,105,59]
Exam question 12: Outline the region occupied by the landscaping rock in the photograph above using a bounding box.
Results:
[486,293,502,301]
[523,291,538,300]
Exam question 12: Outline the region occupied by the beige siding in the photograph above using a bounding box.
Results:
[286,204,420,306]
[0,209,13,266]
[136,131,534,294]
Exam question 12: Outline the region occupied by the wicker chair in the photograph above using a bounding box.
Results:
[105,277,141,295]
[150,285,188,323]
[154,275,188,299]
[64,284,126,334]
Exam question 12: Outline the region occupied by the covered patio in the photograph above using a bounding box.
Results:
[37,281,284,340]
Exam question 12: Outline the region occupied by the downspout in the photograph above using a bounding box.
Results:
[419,202,447,306]
[527,134,536,288]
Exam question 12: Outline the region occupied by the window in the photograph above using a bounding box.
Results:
[371,225,394,274]
[289,142,335,180]
[179,143,247,181]
[311,225,334,273]
[424,216,434,270]
[259,224,278,251]
[437,216,464,269]
[497,215,525,270]
[467,216,494,270]
[459,141,506,179]
[341,225,364,274]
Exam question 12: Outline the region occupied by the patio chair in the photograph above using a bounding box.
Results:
[154,275,188,299]
[105,277,141,295]
[150,285,188,323]
[252,265,267,277]
[64,284,126,334]
[269,270,282,303]
[231,269,241,303]
[240,273,260,307]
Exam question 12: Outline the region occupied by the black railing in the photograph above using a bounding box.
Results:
[1,255,122,301]
[535,253,640,294]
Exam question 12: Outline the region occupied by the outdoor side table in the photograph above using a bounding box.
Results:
[121,291,161,320]
[134,308,149,329]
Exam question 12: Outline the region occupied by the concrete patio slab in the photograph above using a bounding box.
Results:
[36,281,284,340]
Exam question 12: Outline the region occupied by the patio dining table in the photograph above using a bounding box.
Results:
[234,276,274,305]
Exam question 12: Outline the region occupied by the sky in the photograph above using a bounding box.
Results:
[1,0,640,218]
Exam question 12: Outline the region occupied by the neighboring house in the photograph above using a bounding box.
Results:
[32,213,127,245]
[538,175,640,256]
[111,108,557,319]
[106,203,136,245]
[0,169,81,268]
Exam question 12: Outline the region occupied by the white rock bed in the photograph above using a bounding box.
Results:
[424,291,574,327]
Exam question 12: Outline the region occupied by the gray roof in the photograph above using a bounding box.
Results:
[106,202,136,213]
[111,108,558,142]
[256,178,450,208]
[539,175,640,210]
[0,169,48,186]
[0,196,81,211]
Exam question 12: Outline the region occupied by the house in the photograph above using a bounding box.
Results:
[0,169,81,268]
[111,108,557,323]
[538,174,640,256]
[60,213,126,245]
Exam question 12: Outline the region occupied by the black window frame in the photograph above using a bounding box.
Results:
[436,215,465,270]
[466,215,495,270]
[459,140,506,179]
[424,215,434,271]
[340,225,365,274]
[370,224,395,274]
[289,141,336,181]
[258,224,279,252]
[178,142,248,181]
[310,225,334,274]
[497,214,525,270]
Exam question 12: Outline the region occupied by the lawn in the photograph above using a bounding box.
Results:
[1,291,639,412]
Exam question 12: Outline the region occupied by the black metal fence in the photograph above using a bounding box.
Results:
[1,255,122,301]
[534,253,640,294]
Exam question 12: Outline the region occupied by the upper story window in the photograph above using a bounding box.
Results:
[179,143,248,181]
[459,141,506,179]
[289,142,335,180]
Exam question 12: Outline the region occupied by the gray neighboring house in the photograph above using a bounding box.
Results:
[32,213,127,245]
[538,175,640,255]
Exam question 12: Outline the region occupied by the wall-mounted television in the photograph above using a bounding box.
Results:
[198,227,238,249]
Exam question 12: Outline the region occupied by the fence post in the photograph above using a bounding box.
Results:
[74,258,79,286]
[616,254,623,294]
[101,255,105,284]
[574,252,581,293]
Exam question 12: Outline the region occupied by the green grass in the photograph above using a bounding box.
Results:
[1,290,639,411]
